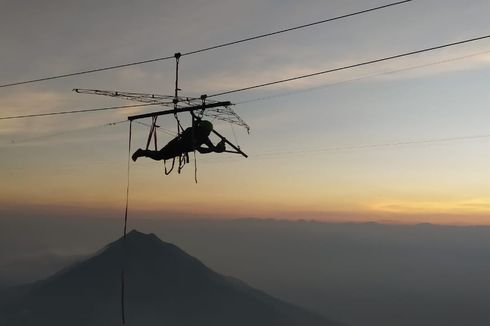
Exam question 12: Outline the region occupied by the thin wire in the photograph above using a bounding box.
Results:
[235,49,490,105]
[5,120,127,145]
[230,123,239,146]
[134,121,176,136]
[208,35,490,97]
[0,102,162,120]
[200,133,490,163]
[255,134,490,158]
[0,1,413,89]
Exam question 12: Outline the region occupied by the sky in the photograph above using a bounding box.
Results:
[1,0,490,224]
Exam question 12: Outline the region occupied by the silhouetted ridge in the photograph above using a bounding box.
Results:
[112,229,194,260]
[0,230,344,326]
[125,229,159,241]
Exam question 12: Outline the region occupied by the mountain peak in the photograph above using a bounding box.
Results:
[106,229,173,256]
[124,229,160,242]
[125,229,154,238]
[1,231,344,326]
[126,229,146,237]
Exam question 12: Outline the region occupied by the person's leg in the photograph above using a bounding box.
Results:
[132,136,185,162]
[132,146,183,162]
[132,149,165,161]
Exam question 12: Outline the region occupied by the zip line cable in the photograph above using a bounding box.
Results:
[3,48,486,125]
[207,34,490,98]
[0,55,174,89]
[181,0,413,56]
[2,49,488,138]
[0,34,489,121]
[0,1,413,89]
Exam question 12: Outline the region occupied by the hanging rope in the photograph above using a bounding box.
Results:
[121,121,132,325]
[193,150,198,183]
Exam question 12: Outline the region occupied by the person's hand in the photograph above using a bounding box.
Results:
[215,140,226,152]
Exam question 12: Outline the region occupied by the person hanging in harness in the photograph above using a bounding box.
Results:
[131,119,226,162]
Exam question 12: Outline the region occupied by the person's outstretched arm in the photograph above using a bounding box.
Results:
[197,138,225,153]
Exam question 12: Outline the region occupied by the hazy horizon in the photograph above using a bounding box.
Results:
[3,216,490,325]
[3,201,490,227]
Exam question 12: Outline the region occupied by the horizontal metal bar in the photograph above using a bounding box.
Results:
[212,129,248,158]
[127,101,232,121]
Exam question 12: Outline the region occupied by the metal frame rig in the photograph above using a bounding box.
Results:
[73,89,249,158]
[73,89,249,133]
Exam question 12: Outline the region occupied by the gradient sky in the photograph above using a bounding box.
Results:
[1,0,490,224]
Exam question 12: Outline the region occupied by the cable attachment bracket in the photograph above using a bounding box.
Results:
[198,94,207,117]
[173,52,183,133]
[173,52,182,106]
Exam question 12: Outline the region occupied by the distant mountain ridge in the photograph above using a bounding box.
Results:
[0,230,344,326]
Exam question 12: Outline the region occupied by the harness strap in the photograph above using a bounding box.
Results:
[178,153,187,174]
[164,158,175,175]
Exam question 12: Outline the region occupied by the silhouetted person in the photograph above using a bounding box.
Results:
[132,120,225,162]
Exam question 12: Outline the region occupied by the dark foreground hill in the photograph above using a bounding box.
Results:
[0,230,343,326]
